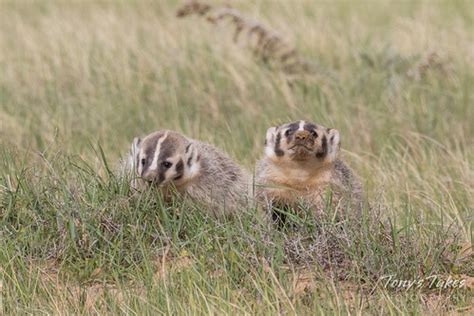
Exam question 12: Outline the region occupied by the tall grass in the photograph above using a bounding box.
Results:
[1,0,473,314]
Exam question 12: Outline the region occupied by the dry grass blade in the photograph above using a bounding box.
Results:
[176,1,212,17]
[176,0,316,75]
[407,52,451,81]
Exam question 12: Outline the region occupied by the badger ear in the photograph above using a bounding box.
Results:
[327,129,340,160]
[129,137,142,174]
[184,140,197,164]
[184,140,200,177]
[264,126,278,147]
[132,137,141,151]
[131,137,141,159]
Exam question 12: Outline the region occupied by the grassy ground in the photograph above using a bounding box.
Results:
[1,0,473,314]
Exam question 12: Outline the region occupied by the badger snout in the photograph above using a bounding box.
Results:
[295,130,310,141]
[142,171,163,186]
[292,130,315,148]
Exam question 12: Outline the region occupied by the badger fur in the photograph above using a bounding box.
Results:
[122,130,252,215]
[256,120,363,223]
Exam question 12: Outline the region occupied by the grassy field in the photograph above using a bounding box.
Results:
[1,0,473,314]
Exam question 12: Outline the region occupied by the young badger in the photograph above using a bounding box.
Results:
[123,130,251,215]
[256,120,363,222]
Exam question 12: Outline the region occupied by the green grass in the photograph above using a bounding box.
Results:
[0,0,473,314]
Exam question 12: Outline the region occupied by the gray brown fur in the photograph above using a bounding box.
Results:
[256,120,363,218]
[122,130,252,215]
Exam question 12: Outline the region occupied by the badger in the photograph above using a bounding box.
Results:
[122,130,252,215]
[256,120,363,223]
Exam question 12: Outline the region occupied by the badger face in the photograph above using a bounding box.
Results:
[264,120,340,166]
[130,130,201,187]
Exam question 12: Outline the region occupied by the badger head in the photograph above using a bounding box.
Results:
[130,130,201,188]
[264,120,340,167]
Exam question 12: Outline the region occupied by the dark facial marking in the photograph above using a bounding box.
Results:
[274,131,284,157]
[158,172,165,183]
[330,135,335,145]
[304,123,317,131]
[139,158,147,176]
[284,122,300,138]
[144,137,159,164]
[152,137,176,184]
[303,123,318,138]
[185,143,192,154]
[136,154,141,175]
[142,134,163,174]
[287,122,300,130]
[161,161,172,168]
[315,135,328,159]
[158,160,170,184]
[158,138,175,162]
[187,155,193,167]
[173,159,184,180]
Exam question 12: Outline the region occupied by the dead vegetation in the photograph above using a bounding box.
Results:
[407,52,451,81]
[176,0,316,75]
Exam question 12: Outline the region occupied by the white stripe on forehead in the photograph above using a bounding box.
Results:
[148,131,169,171]
[298,120,305,131]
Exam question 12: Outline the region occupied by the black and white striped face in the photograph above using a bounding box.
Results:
[130,130,201,187]
[264,120,340,164]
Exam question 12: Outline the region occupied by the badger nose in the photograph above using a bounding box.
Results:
[295,130,310,140]
[142,172,156,183]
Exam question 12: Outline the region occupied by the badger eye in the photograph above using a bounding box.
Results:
[162,161,172,169]
[141,158,146,166]
[285,129,291,137]
[311,130,318,138]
